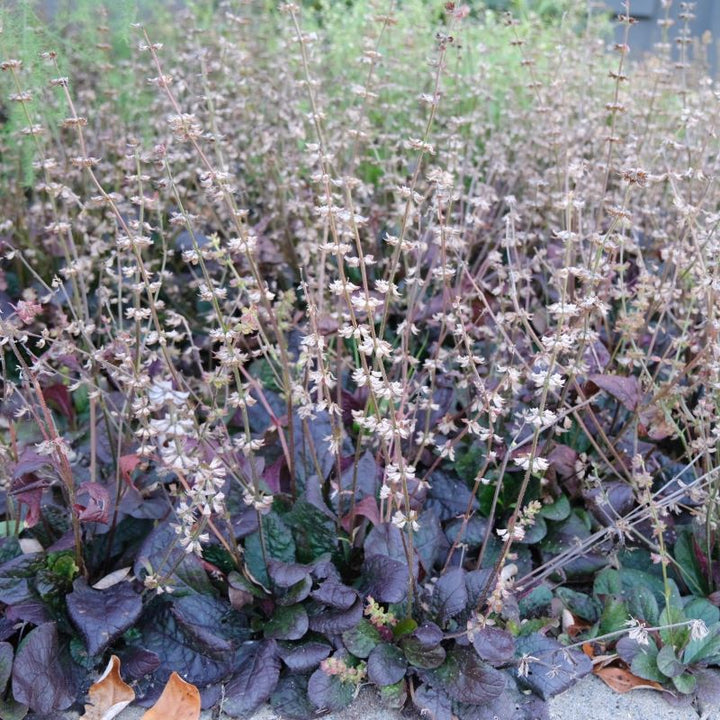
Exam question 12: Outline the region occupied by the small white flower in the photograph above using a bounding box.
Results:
[625,618,650,645]
[513,455,549,474]
[690,619,709,642]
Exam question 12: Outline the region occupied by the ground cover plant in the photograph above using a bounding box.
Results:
[1,0,720,718]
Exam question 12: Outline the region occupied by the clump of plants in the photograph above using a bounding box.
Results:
[1,0,719,718]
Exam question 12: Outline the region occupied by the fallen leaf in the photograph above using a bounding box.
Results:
[18,538,43,554]
[594,665,664,693]
[141,672,200,720]
[92,567,132,590]
[83,655,135,720]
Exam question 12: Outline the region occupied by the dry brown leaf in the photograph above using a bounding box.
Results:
[141,672,200,720]
[594,665,664,693]
[82,655,135,720]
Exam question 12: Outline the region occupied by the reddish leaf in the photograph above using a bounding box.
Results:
[42,383,75,422]
[118,454,141,486]
[74,482,111,524]
[587,374,641,411]
[340,496,380,532]
[10,473,48,528]
[141,672,200,720]
[82,655,135,720]
[547,444,578,477]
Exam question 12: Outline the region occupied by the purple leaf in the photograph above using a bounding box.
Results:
[11,623,76,713]
[171,594,239,655]
[0,553,42,605]
[67,578,142,656]
[270,675,315,720]
[431,568,468,623]
[584,482,635,526]
[367,643,407,686]
[311,579,358,610]
[135,518,212,594]
[413,509,447,572]
[337,451,379,515]
[118,647,161,679]
[422,647,505,703]
[342,619,382,658]
[308,598,364,635]
[471,627,515,665]
[6,600,52,626]
[426,470,479,522]
[140,600,236,687]
[224,640,281,717]
[262,455,285,494]
[341,495,381,532]
[11,449,54,478]
[514,633,592,699]
[264,604,308,641]
[588,374,641,411]
[412,682,452,720]
[267,560,310,588]
[278,641,331,672]
[362,554,409,604]
[400,635,446,669]
[0,642,13,689]
[582,340,611,375]
[275,576,313,607]
[547,444,578,478]
[413,623,444,647]
[307,664,355,712]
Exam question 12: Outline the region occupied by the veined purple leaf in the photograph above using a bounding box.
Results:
[311,579,358,610]
[514,633,592,699]
[267,559,310,588]
[367,643,407,686]
[308,598,364,635]
[430,568,468,624]
[278,641,331,672]
[224,640,280,717]
[12,623,76,713]
[471,627,515,665]
[362,554,409,604]
[422,647,505,704]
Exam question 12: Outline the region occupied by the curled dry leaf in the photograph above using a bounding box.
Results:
[594,665,664,694]
[141,671,200,720]
[82,655,135,720]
